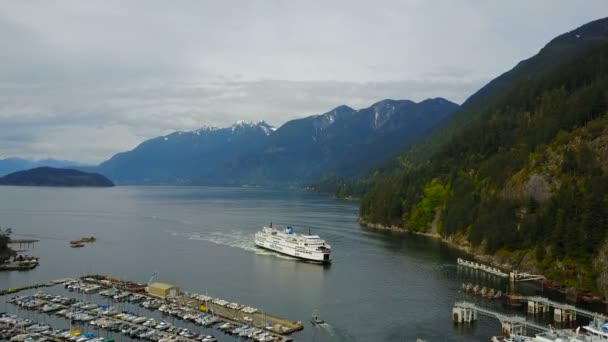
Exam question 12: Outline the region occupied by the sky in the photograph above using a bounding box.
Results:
[1,1,607,163]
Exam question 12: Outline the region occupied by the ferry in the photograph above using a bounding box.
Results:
[254,223,331,263]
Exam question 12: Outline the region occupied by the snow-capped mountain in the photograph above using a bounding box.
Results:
[217,98,459,183]
[96,98,458,185]
[97,121,274,184]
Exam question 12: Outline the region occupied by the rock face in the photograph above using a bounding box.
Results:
[594,240,608,298]
[0,167,114,187]
[523,174,551,202]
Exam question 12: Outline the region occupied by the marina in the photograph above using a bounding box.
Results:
[0,274,301,341]
[78,274,303,335]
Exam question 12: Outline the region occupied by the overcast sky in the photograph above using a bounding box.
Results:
[1,1,606,163]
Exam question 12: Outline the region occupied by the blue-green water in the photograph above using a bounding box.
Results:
[0,186,547,341]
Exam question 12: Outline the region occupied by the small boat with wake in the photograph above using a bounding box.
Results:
[311,310,324,325]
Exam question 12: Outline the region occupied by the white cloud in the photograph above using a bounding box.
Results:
[0,0,606,163]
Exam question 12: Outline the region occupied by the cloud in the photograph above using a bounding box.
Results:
[0,1,606,163]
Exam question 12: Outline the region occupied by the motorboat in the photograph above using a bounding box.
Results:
[311,310,324,325]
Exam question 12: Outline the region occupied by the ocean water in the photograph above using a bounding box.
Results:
[0,185,574,341]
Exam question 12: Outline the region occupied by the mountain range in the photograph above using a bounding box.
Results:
[95,98,458,185]
[97,120,275,184]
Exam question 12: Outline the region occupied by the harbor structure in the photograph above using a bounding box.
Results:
[457,258,544,282]
[453,301,550,337]
[146,282,180,299]
[453,300,608,340]
[521,296,606,324]
[1,275,302,340]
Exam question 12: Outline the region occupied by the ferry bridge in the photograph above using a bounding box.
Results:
[521,296,607,323]
[453,301,550,336]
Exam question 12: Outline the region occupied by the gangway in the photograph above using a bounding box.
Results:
[453,301,551,336]
[522,296,607,322]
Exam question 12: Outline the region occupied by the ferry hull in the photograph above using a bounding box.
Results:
[255,236,331,263]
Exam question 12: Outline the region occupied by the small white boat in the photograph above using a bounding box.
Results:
[311,310,324,325]
[113,292,130,301]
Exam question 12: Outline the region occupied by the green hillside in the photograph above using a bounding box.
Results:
[358,21,608,294]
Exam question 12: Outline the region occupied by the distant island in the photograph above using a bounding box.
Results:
[0,167,114,187]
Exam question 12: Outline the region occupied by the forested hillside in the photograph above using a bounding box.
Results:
[359,19,608,293]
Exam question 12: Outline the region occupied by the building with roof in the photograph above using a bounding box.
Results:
[147,282,180,299]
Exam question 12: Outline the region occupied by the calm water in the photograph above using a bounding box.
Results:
[0,186,563,341]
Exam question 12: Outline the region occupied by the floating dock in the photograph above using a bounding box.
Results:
[0,278,73,296]
[457,258,509,278]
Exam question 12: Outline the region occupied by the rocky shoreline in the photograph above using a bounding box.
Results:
[358,217,608,305]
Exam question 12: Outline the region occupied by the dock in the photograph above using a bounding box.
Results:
[457,258,544,282]
[457,258,509,278]
[0,278,75,296]
[453,301,551,336]
[453,298,607,338]
[79,274,302,338]
[521,295,607,323]
[0,274,302,340]
[7,239,39,250]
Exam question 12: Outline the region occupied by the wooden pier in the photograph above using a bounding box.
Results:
[457,258,545,282]
[7,239,39,249]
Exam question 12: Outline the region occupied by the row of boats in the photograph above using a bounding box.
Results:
[9,285,283,342]
[0,313,113,342]
[8,293,218,342]
[216,323,275,341]
[67,280,261,318]
[462,283,503,299]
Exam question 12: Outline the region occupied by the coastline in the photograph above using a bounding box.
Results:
[358,217,608,304]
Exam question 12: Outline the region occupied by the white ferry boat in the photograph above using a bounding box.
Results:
[254,224,331,263]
